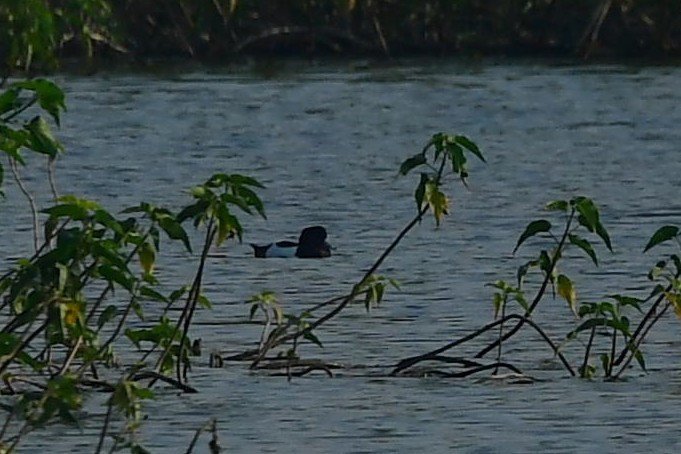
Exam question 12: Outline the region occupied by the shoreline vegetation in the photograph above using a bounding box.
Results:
[2,0,681,77]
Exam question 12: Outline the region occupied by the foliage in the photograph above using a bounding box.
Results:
[0,78,264,451]
[3,0,681,75]
[393,196,681,381]
[0,0,122,75]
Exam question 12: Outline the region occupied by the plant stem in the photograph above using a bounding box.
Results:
[613,270,679,366]
[606,324,617,377]
[8,157,40,252]
[95,395,115,454]
[155,217,214,383]
[47,156,58,203]
[580,326,596,378]
[494,297,507,374]
[614,301,671,380]
[476,209,575,358]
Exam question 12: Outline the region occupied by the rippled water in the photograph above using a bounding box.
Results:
[5,60,681,453]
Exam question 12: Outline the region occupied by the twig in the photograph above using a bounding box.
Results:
[95,395,115,454]
[185,418,220,454]
[372,15,390,55]
[57,335,83,376]
[132,370,197,393]
[577,0,613,58]
[47,156,59,203]
[8,157,40,252]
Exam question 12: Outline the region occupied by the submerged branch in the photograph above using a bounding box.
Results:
[392,313,574,376]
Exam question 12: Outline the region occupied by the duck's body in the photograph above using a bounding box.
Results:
[250,226,332,259]
[251,241,298,258]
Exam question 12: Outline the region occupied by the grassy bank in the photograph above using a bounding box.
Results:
[2,0,681,75]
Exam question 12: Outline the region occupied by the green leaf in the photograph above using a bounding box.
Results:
[197,294,212,309]
[568,234,598,266]
[93,209,122,234]
[16,79,66,125]
[177,200,209,223]
[158,216,191,253]
[606,294,643,313]
[97,305,118,329]
[398,153,427,175]
[578,302,598,318]
[513,220,552,254]
[644,225,679,252]
[557,274,577,316]
[425,182,449,227]
[414,173,428,212]
[570,317,607,335]
[225,174,265,189]
[573,198,612,251]
[140,286,168,303]
[492,292,503,318]
[130,445,152,454]
[169,286,188,302]
[516,259,536,287]
[595,222,612,252]
[302,329,323,348]
[538,250,554,276]
[98,264,134,292]
[216,204,242,245]
[0,333,22,356]
[671,254,681,275]
[545,200,568,212]
[139,243,155,275]
[26,116,62,157]
[249,304,258,320]
[447,142,467,175]
[454,135,486,163]
[91,241,128,270]
[573,197,599,230]
[233,185,266,218]
[514,292,529,312]
[42,203,90,220]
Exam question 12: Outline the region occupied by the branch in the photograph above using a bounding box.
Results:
[392,313,574,376]
[475,210,574,358]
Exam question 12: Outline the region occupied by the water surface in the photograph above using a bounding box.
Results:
[4,59,681,453]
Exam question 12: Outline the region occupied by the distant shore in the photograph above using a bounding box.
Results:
[3,1,681,75]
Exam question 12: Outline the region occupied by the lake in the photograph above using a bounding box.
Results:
[4,59,681,453]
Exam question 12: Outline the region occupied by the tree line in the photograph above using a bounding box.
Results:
[1,0,680,75]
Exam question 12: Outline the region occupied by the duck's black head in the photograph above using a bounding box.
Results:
[296,226,331,258]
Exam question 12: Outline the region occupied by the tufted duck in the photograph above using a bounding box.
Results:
[250,226,332,258]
